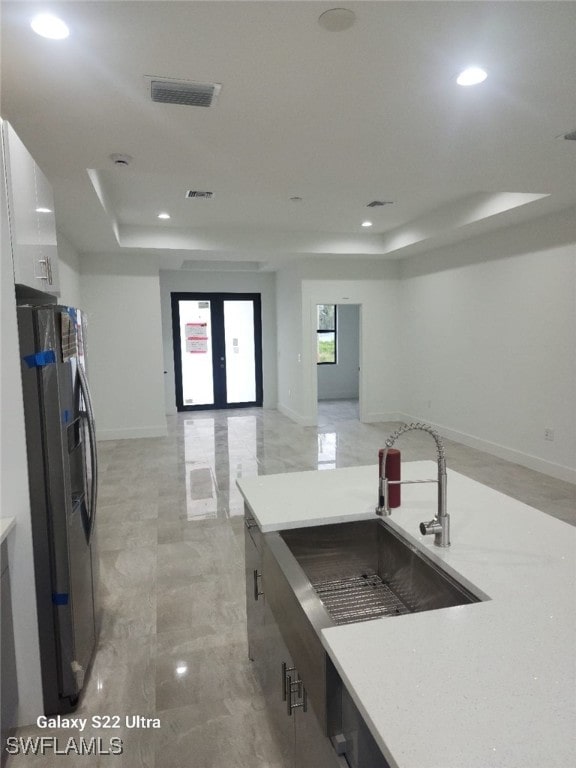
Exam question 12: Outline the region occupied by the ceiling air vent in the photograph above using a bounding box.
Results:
[367,200,393,207]
[150,79,221,108]
[563,129,576,141]
[185,190,214,199]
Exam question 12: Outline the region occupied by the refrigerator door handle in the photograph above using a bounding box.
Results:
[77,362,98,543]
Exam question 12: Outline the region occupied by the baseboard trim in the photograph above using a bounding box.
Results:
[361,412,404,424]
[398,413,576,484]
[277,402,316,426]
[96,425,168,441]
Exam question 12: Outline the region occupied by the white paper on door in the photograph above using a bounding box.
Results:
[185,322,208,353]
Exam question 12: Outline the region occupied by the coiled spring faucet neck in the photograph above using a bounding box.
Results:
[384,422,447,475]
[377,422,450,548]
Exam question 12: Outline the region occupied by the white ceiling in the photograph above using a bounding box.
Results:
[2,1,576,270]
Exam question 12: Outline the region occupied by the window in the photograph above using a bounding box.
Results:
[317,304,337,364]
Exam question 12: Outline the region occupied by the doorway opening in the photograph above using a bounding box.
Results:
[316,303,360,425]
[171,292,263,411]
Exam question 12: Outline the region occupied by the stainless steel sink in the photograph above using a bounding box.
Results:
[260,518,484,735]
[279,519,482,625]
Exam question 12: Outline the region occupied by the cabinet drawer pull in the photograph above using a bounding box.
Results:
[253,569,264,601]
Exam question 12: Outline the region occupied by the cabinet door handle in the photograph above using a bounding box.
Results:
[286,674,294,716]
[281,662,296,701]
[253,570,264,601]
[287,678,308,716]
[36,259,49,281]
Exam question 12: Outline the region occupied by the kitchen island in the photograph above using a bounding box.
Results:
[237,461,576,768]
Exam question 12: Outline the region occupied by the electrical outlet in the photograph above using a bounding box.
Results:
[544,428,554,441]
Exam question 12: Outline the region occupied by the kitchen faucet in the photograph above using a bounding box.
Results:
[376,422,450,547]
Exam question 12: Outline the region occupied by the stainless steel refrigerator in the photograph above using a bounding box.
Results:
[17,303,99,714]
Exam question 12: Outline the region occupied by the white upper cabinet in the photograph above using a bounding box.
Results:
[1,120,60,296]
[34,159,60,292]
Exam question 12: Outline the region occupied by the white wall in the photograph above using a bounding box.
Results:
[56,232,82,308]
[276,264,305,422]
[80,254,167,440]
[159,269,277,413]
[400,208,576,482]
[318,304,360,400]
[0,136,43,724]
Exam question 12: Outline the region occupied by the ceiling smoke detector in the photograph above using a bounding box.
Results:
[109,153,132,167]
[150,79,221,108]
[185,190,214,199]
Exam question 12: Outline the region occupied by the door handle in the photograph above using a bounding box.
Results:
[77,363,98,543]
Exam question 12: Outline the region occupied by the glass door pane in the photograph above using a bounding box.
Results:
[179,299,214,407]
[223,300,256,404]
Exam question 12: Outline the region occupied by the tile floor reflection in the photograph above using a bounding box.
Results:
[7,401,575,768]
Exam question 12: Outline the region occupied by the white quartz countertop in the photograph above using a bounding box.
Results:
[237,463,382,532]
[237,462,576,768]
[0,517,16,545]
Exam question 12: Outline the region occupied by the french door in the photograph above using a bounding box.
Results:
[171,292,263,411]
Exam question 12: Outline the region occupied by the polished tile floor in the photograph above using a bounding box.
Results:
[8,402,575,767]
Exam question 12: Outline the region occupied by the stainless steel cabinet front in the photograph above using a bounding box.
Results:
[244,513,345,768]
[244,510,265,666]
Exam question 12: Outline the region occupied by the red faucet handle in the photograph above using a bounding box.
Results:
[385,448,401,507]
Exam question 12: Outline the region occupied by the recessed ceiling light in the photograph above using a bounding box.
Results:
[318,9,356,32]
[31,13,70,40]
[158,212,171,220]
[36,207,52,214]
[456,67,488,86]
[361,221,373,227]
